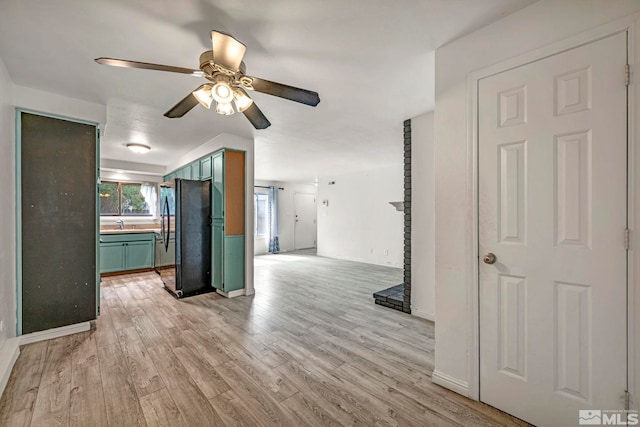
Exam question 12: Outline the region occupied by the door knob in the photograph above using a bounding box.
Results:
[483,253,497,264]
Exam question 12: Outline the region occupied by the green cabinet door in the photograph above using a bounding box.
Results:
[212,221,224,288]
[212,152,224,219]
[223,235,244,292]
[125,241,154,270]
[200,156,212,180]
[100,242,125,273]
[190,162,201,180]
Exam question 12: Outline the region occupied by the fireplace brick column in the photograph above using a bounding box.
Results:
[403,119,411,313]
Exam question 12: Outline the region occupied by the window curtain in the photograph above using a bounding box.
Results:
[268,186,280,253]
[140,183,158,217]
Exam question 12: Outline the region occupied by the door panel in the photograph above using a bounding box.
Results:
[21,112,97,334]
[212,153,224,219]
[478,32,627,426]
[100,242,125,273]
[294,193,317,249]
[212,221,224,288]
[125,241,154,270]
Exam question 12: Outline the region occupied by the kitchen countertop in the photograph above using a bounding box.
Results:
[100,228,160,235]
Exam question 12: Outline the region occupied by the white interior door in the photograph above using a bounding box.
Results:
[478,32,628,427]
[294,193,317,249]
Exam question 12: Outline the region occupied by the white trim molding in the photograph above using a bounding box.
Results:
[432,369,469,396]
[411,308,435,322]
[19,321,90,345]
[0,338,20,399]
[216,289,245,298]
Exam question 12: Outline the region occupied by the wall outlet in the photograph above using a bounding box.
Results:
[384,249,389,256]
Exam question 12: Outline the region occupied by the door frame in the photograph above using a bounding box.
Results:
[293,192,317,250]
[466,14,640,402]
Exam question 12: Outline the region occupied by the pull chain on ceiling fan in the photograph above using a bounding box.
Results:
[95,30,320,130]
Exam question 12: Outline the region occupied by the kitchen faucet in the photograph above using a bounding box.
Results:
[116,219,125,230]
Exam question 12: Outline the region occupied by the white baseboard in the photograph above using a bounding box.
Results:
[0,337,20,399]
[412,308,435,322]
[216,289,245,298]
[244,289,255,296]
[432,369,470,397]
[20,322,90,345]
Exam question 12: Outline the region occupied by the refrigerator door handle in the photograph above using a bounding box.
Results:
[163,197,170,252]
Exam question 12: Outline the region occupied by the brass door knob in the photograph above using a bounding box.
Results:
[483,253,497,264]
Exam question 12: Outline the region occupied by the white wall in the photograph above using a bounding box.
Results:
[410,111,435,321]
[317,166,404,268]
[167,133,256,296]
[13,85,106,129]
[430,0,640,398]
[254,180,317,255]
[0,56,15,348]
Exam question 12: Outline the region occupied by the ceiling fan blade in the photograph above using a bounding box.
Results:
[248,77,320,106]
[242,103,271,129]
[211,31,246,71]
[164,92,200,118]
[95,57,203,77]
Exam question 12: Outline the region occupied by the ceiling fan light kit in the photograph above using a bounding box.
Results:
[95,30,320,129]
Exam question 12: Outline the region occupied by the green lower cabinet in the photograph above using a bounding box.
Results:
[100,242,126,273]
[99,233,155,274]
[125,241,154,270]
[212,222,224,288]
[223,236,245,292]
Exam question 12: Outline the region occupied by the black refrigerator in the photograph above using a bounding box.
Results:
[159,179,212,298]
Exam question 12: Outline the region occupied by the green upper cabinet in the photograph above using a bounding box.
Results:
[190,162,201,180]
[164,172,176,182]
[200,156,212,180]
[212,152,224,219]
[177,166,191,180]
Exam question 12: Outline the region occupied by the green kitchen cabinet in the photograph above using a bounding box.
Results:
[125,241,155,270]
[177,166,191,180]
[190,162,201,180]
[200,156,212,180]
[211,150,245,293]
[100,233,155,274]
[99,242,126,273]
[164,172,176,182]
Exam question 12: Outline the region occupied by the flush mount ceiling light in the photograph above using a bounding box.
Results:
[127,143,151,154]
[95,30,320,129]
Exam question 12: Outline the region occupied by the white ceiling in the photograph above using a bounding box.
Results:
[0,0,535,183]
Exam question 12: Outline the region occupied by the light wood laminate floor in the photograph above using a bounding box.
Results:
[0,251,527,426]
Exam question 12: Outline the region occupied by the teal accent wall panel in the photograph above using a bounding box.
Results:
[223,235,244,292]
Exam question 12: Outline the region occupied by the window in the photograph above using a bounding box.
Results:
[100,181,154,216]
[255,193,269,237]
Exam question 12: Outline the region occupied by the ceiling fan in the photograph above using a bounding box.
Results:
[95,30,320,130]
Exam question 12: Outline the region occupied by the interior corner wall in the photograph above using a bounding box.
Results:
[316,166,404,268]
[0,56,16,346]
[410,111,435,321]
[432,0,640,397]
[254,180,317,255]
